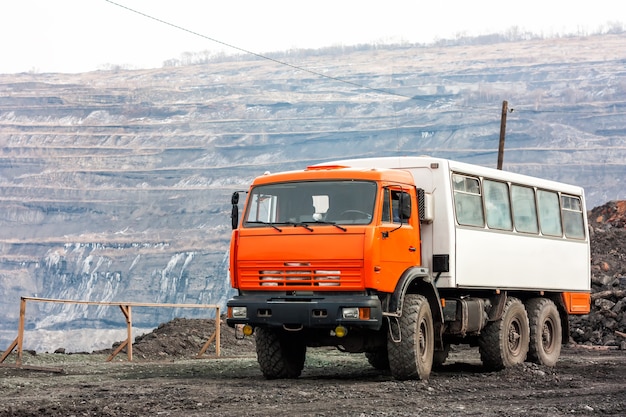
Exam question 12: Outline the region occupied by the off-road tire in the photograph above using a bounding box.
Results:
[365,347,390,370]
[387,294,434,380]
[255,327,306,379]
[526,298,562,367]
[479,297,529,370]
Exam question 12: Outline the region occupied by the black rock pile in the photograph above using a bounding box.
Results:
[570,201,626,349]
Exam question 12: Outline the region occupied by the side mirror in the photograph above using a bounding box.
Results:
[231,192,240,229]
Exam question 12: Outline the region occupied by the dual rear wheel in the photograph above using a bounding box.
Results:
[478,297,562,370]
[526,298,562,367]
[382,294,562,380]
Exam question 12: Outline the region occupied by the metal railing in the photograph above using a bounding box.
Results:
[1,297,221,366]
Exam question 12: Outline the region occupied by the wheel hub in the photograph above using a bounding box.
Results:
[508,320,522,353]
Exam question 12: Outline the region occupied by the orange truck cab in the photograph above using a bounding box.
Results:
[226,157,591,380]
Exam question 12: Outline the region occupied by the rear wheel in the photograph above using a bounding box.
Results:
[478,297,529,370]
[255,327,306,379]
[526,298,562,367]
[387,294,434,380]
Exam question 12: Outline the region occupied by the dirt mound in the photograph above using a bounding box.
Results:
[570,201,626,348]
[108,317,255,360]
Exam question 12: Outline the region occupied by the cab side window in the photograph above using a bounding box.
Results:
[382,189,392,223]
[382,188,411,224]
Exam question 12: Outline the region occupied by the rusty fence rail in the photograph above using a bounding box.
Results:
[1,296,221,366]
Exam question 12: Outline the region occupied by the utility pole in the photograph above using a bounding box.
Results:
[497,100,508,170]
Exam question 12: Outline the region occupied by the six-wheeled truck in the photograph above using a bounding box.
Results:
[226,156,591,380]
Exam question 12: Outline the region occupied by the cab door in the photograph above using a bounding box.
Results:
[375,186,421,292]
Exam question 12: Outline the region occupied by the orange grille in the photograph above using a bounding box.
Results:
[238,260,364,290]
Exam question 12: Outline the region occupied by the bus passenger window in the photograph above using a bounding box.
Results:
[484,180,512,230]
[511,185,538,234]
[537,190,563,237]
[453,174,484,227]
[562,195,585,239]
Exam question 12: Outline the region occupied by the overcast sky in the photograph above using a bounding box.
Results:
[0,0,623,74]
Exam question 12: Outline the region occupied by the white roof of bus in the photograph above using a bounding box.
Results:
[321,156,584,196]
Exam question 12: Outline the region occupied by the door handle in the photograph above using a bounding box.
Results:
[408,246,416,252]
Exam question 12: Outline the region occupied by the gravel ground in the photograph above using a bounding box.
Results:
[1,345,625,417]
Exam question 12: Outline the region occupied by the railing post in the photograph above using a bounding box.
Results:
[127,305,132,361]
[16,298,26,366]
[215,307,221,357]
[119,305,133,362]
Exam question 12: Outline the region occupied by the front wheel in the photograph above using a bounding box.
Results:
[478,297,529,370]
[526,298,562,367]
[255,327,306,379]
[387,294,434,380]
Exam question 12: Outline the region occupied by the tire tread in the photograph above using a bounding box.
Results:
[387,294,433,380]
[479,297,529,370]
[526,297,562,367]
[255,327,305,379]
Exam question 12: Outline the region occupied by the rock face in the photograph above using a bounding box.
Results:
[570,201,626,348]
[0,35,625,351]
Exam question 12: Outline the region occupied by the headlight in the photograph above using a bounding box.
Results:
[231,306,247,318]
[341,307,360,319]
[341,307,371,320]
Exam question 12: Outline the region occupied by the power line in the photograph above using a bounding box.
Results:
[103,0,414,101]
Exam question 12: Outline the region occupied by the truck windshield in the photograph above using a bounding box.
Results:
[244,180,377,226]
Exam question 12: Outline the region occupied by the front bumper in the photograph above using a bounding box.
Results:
[226,293,383,330]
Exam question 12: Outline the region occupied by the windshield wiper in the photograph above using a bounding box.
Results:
[245,221,283,232]
[245,220,346,232]
[283,221,314,232]
[313,220,347,232]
